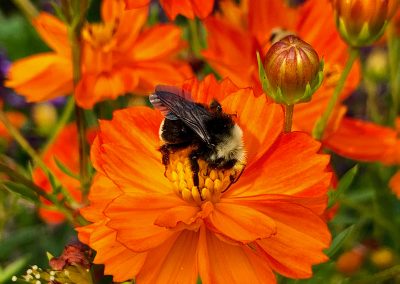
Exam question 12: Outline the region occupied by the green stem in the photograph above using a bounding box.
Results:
[189,19,202,57]
[313,48,359,140]
[40,96,75,155]
[11,0,38,20]
[66,1,90,197]
[284,104,294,133]
[353,265,400,284]
[388,31,400,122]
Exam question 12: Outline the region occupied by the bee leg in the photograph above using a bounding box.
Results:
[189,151,200,187]
[222,164,246,193]
[159,144,170,177]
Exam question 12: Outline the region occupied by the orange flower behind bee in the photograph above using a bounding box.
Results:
[160,0,215,20]
[202,0,398,164]
[6,1,192,109]
[77,75,332,283]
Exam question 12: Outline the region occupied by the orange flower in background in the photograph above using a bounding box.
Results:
[6,13,73,102]
[202,0,398,164]
[33,124,97,224]
[33,124,81,224]
[160,0,215,20]
[77,76,332,283]
[6,0,192,109]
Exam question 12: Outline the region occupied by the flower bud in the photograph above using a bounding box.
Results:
[259,35,323,105]
[332,0,400,47]
[336,245,367,275]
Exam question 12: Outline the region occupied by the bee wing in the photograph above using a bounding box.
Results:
[150,85,213,145]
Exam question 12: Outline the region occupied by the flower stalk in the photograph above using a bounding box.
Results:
[11,0,38,20]
[313,47,359,140]
[63,0,91,196]
[284,104,294,132]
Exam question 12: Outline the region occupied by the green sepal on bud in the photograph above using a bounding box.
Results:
[257,35,324,106]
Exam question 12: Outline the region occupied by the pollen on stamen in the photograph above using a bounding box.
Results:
[165,148,245,205]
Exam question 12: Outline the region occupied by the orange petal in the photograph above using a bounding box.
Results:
[184,75,240,105]
[229,193,328,216]
[198,226,276,284]
[226,132,331,198]
[80,174,122,222]
[131,24,186,61]
[75,68,138,109]
[389,171,400,198]
[202,17,259,90]
[255,201,331,278]
[124,0,150,9]
[248,0,297,46]
[114,6,149,52]
[136,230,199,283]
[220,92,284,167]
[205,202,276,243]
[131,61,192,93]
[32,13,70,56]
[105,192,184,252]
[154,205,201,229]
[77,220,147,282]
[160,0,195,19]
[190,0,215,19]
[323,117,398,163]
[6,53,73,102]
[93,108,171,193]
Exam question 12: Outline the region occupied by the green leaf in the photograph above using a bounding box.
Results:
[256,52,269,93]
[47,170,61,195]
[0,255,31,283]
[27,161,34,180]
[325,225,355,257]
[2,181,39,202]
[54,157,80,180]
[328,165,358,208]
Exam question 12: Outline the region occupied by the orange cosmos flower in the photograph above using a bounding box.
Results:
[202,0,397,163]
[6,1,192,108]
[77,75,332,283]
[160,0,215,20]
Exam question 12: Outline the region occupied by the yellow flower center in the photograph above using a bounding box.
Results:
[165,148,245,205]
[82,22,118,51]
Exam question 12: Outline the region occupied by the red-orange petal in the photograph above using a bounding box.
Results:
[205,202,276,243]
[198,226,276,284]
[130,61,192,94]
[104,192,184,252]
[131,24,186,61]
[226,132,331,198]
[220,91,284,167]
[77,220,147,282]
[184,75,240,105]
[6,54,73,102]
[136,230,199,283]
[323,117,398,162]
[202,17,259,90]
[255,201,331,278]
[32,13,70,57]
